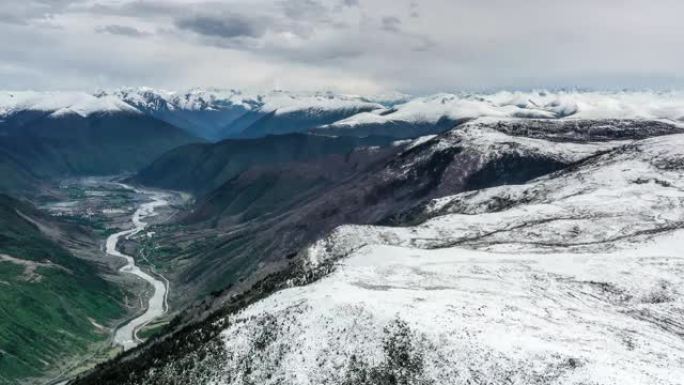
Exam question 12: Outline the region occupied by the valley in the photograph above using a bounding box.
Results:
[0,178,187,385]
[2,89,684,385]
[105,186,170,351]
[2,0,683,382]
[0,182,129,385]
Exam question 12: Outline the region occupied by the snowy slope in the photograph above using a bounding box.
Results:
[0,91,140,118]
[206,122,684,385]
[257,91,382,116]
[49,94,140,118]
[109,88,262,113]
[321,91,684,134]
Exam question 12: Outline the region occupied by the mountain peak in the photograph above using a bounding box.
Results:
[48,94,141,118]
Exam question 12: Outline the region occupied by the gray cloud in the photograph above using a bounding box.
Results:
[0,13,26,25]
[82,0,182,18]
[409,1,419,18]
[0,0,84,24]
[381,16,401,33]
[175,13,267,39]
[1,0,684,94]
[282,0,330,22]
[96,24,149,37]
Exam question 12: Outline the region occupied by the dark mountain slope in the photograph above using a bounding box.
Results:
[130,133,395,196]
[0,150,44,194]
[0,195,124,385]
[0,111,199,185]
[310,116,466,139]
[130,143,400,304]
[235,105,380,138]
[186,157,358,225]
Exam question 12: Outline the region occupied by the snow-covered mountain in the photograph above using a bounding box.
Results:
[4,90,684,141]
[0,91,197,189]
[105,88,261,140]
[200,121,684,385]
[0,89,388,140]
[0,91,140,119]
[73,117,684,385]
[315,91,684,138]
[233,91,384,139]
[105,88,386,140]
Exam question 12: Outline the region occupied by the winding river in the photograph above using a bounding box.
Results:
[106,186,169,351]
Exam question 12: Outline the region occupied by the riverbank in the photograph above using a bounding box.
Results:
[106,186,170,351]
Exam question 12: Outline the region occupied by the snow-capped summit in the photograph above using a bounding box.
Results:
[0,91,140,118]
[4,89,684,141]
[48,94,140,118]
[98,88,386,140]
[107,88,383,115]
[318,91,684,138]
[107,87,263,112]
[256,90,383,115]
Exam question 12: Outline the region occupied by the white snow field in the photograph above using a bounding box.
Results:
[323,90,684,129]
[212,123,684,385]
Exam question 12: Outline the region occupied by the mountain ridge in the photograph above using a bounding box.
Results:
[71,118,684,385]
[5,89,684,142]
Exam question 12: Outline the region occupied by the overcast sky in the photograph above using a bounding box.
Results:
[1,0,683,94]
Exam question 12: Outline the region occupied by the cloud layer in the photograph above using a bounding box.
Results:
[1,0,683,93]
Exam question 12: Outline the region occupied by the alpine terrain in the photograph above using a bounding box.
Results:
[3,89,684,385]
[5,0,684,382]
[63,91,684,385]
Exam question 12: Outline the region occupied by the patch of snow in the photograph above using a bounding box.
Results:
[404,134,437,149]
[451,122,632,162]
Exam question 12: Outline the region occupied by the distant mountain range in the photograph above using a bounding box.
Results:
[4,89,683,144]
[105,88,391,140]
[0,90,387,142]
